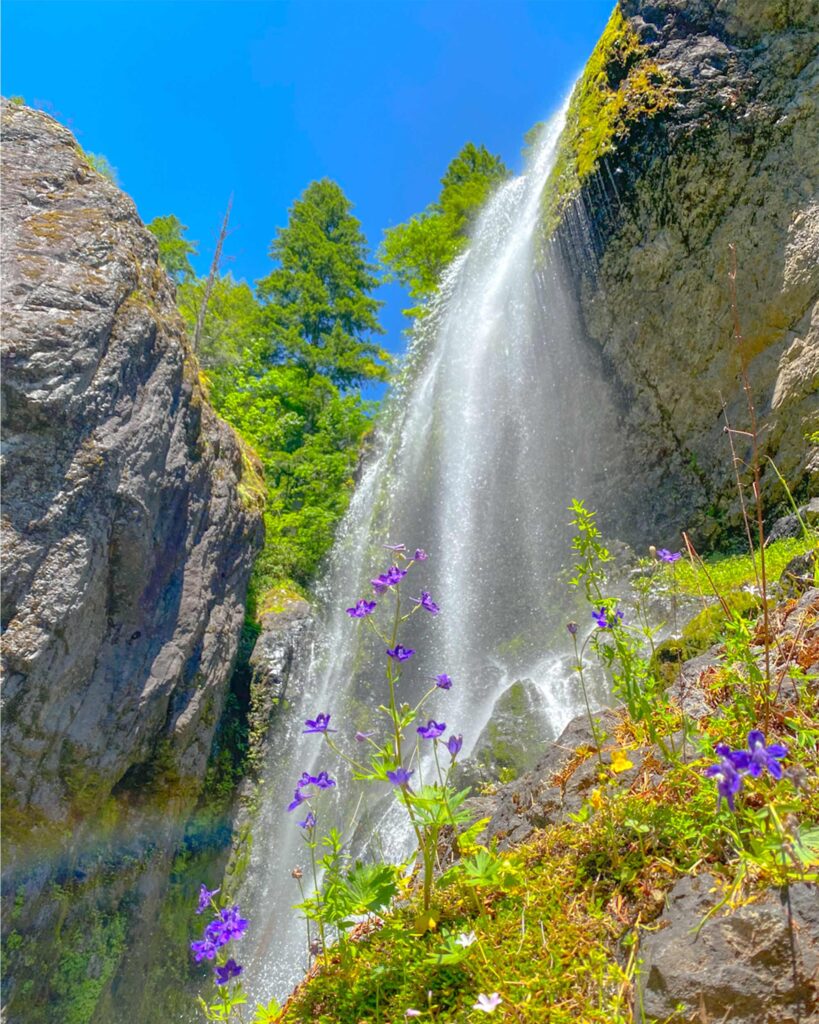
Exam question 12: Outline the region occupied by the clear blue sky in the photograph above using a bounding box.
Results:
[3,0,613,359]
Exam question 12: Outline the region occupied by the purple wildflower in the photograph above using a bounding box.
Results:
[417,720,446,741]
[346,599,376,618]
[371,566,407,593]
[312,771,336,789]
[413,591,440,615]
[413,549,428,561]
[214,959,243,986]
[704,752,744,811]
[447,734,463,758]
[387,644,415,662]
[386,767,414,788]
[297,771,316,789]
[287,788,308,812]
[191,937,218,962]
[298,811,316,830]
[567,622,578,636]
[593,606,624,629]
[355,730,375,742]
[303,713,336,734]
[196,883,220,915]
[746,730,788,779]
[657,549,681,563]
[434,673,452,690]
[212,906,249,944]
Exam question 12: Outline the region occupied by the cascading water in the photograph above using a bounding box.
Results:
[241,97,618,1004]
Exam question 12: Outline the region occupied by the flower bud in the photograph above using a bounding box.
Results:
[291,866,303,880]
[567,622,578,636]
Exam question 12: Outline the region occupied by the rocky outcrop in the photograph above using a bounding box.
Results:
[0,101,263,1022]
[552,0,819,543]
[639,873,819,1023]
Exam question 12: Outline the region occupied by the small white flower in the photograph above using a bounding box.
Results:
[405,1011,422,1019]
[473,992,502,1013]
[455,930,477,948]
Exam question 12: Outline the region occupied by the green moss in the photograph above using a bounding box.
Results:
[540,4,677,234]
[675,535,818,596]
[51,912,127,1024]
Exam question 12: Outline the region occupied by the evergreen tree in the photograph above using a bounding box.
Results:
[256,179,388,389]
[147,214,197,283]
[380,142,509,313]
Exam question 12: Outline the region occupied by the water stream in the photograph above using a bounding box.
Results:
[241,97,619,1004]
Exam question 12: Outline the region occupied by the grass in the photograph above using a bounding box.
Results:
[674,534,817,596]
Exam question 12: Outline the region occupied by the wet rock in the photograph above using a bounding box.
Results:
[557,0,819,544]
[780,551,819,598]
[639,873,819,1023]
[249,596,313,737]
[766,512,805,546]
[0,100,263,1019]
[468,679,553,782]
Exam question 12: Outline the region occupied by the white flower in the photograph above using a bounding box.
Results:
[455,930,477,948]
[405,1011,422,1019]
[473,992,502,1013]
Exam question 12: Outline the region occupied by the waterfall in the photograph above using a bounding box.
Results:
[240,96,615,1005]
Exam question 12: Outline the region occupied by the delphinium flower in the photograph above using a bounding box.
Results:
[446,734,463,758]
[287,788,308,812]
[417,720,446,740]
[191,905,248,961]
[296,771,315,789]
[346,599,377,618]
[657,549,681,563]
[303,713,336,734]
[371,565,407,593]
[473,993,502,1013]
[434,673,452,690]
[387,644,415,661]
[196,884,220,915]
[704,747,747,811]
[298,811,316,830]
[592,606,624,629]
[413,591,440,615]
[413,549,428,561]
[746,730,788,779]
[566,621,578,636]
[214,959,243,986]
[312,771,336,789]
[387,767,414,788]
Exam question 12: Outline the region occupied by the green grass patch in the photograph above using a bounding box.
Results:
[674,535,817,596]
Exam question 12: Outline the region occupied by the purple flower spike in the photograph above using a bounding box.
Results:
[287,788,308,812]
[447,734,463,758]
[657,549,682,563]
[704,755,743,811]
[196,883,220,915]
[593,606,624,629]
[303,713,336,735]
[387,767,414,788]
[312,771,336,789]
[746,731,788,779]
[298,810,316,830]
[417,720,446,741]
[413,591,440,615]
[434,673,452,690]
[413,549,428,561]
[346,599,376,618]
[387,644,415,662]
[215,906,249,943]
[191,937,218,962]
[214,958,243,986]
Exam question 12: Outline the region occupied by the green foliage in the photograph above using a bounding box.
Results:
[540,6,676,234]
[9,95,25,106]
[257,178,389,389]
[85,151,119,185]
[380,142,509,313]
[177,274,264,371]
[675,534,817,595]
[148,214,198,283]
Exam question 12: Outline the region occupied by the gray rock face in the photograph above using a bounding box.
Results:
[556,0,819,543]
[0,101,263,1019]
[639,873,819,1023]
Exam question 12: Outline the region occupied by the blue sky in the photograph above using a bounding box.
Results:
[4,0,613,358]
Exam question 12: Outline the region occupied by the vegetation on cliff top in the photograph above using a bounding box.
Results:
[538,5,676,235]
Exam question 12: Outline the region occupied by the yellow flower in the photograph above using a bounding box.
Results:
[589,788,605,811]
[610,749,634,773]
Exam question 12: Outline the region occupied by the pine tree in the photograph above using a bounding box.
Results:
[257,179,388,389]
[147,214,197,283]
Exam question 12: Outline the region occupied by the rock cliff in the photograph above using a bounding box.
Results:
[551,0,818,542]
[0,101,263,1022]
